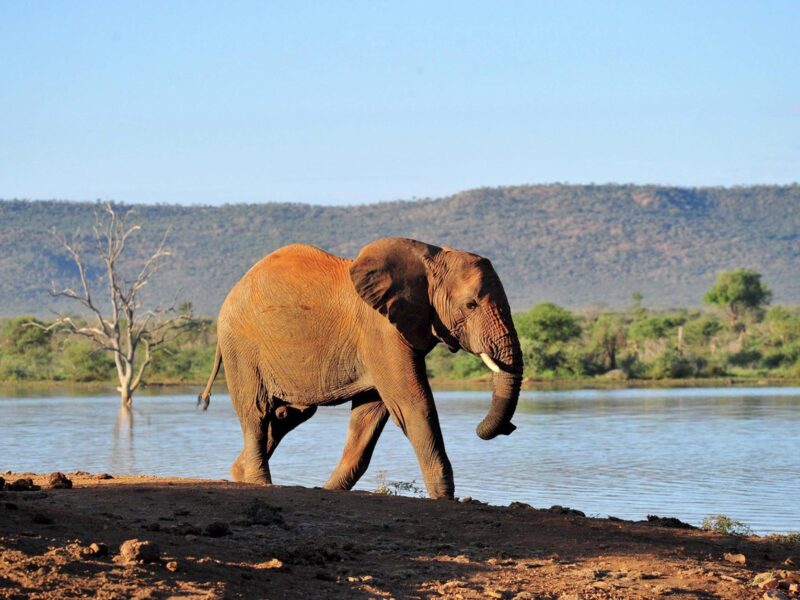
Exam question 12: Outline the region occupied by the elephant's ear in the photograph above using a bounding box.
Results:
[349,238,438,350]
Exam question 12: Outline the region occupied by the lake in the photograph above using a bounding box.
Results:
[1,386,798,534]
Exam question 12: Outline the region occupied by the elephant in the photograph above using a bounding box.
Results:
[198,237,522,499]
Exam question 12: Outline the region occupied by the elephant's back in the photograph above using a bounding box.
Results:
[217,243,366,402]
[218,243,359,337]
[251,244,349,279]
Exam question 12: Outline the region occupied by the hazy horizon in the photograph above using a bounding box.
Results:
[3,180,800,209]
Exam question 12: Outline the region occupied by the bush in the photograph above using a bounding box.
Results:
[618,352,646,378]
[56,340,115,382]
[727,349,762,368]
[628,315,686,342]
[1,317,52,353]
[683,316,723,344]
[0,355,38,381]
[449,352,485,379]
[647,348,698,379]
[701,514,753,536]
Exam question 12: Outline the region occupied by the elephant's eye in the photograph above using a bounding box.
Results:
[464,300,478,311]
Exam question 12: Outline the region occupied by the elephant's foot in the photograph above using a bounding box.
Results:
[230,452,272,485]
[423,476,454,500]
[322,476,351,492]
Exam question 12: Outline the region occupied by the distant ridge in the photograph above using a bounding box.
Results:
[1,184,799,316]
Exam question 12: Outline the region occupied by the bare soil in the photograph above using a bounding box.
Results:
[0,472,797,599]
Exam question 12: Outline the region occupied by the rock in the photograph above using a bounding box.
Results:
[600,368,628,380]
[762,591,789,600]
[0,476,4,490]
[94,473,114,480]
[46,472,72,489]
[255,558,285,571]
[173,508,190,516]
[591,581,611,590]
[7,478,40,492]
[644,514,696,529]
[81,542,108,558]
[118,539,161,564]
[548,505,586,517]
[513,593,535,600]
[508,501,534,510]
[172,522,201,536]
[240,499,285,526]
[165,560,179,572]
[203,521,230,537]
[724,552,747,565]
[4,502,18,510]
[753,572,780,590]
[784,557,796,567]
[32,513,54,525]
[315,570,336,582]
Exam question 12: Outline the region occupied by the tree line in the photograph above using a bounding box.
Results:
[3,269,797,388]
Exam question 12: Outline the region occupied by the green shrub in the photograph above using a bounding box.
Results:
[1,317,52,353]
[700,514,753,536]
[683,316,723,344]
[647,347,697,379]
[618,352,646,378]
[56,340,115,382]
[727,349,762,368]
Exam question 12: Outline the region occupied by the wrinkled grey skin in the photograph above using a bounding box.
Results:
[198,238,523,499]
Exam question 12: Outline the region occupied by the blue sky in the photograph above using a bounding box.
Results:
[1,1,798,205]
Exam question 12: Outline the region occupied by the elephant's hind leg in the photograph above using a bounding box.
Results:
[230,404,317,483]
[324,392,389,491]
[225,349,272,485]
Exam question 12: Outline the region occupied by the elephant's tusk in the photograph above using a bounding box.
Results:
[480,353,501,373]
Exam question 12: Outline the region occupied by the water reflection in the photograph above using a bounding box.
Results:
[1,386,798,534]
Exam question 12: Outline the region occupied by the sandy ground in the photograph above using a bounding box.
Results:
[0,473,798,599]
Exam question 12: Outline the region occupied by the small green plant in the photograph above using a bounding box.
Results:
[372,471,425,497]
[700,514,753,536]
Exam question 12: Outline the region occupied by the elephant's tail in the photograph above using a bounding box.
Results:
[197,342,222,411]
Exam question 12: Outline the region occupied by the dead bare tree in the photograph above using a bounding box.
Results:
[44,202,194,407]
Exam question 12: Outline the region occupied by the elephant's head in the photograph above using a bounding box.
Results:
[349,238,523,440]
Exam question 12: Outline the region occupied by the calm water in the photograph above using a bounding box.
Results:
[1,386,798,534]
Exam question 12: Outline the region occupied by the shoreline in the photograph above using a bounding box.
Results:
[1,472,798,598]
[2,376,800,397]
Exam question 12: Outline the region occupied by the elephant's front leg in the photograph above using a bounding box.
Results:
[370,350,454,499]
[324,392,389,491]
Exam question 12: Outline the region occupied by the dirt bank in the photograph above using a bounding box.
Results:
[0,473,797,599]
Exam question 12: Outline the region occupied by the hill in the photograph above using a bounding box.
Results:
[1,184,799,316]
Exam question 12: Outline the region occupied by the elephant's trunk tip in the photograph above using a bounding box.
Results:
[476,419,517,440]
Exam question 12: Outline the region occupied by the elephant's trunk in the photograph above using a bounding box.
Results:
[475,330,522,440]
